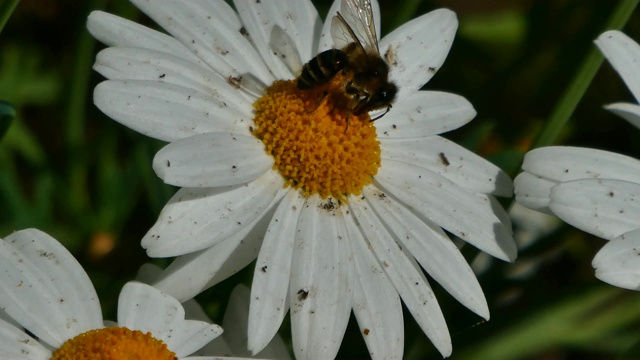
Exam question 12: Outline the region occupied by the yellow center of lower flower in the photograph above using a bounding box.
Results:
[51,327,177,360]
[252,77,381,201]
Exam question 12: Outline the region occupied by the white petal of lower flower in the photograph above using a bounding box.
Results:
[318,0,381,52]
[595,30,640,104]
[593,228,640,290]
[153,132,273,188]
[363,186,489,319]
[87,11,199,62]
[380,9,457,101]
[605,102,640,130]
[349,198,452,357]
[0,319,50,359]
[289,196,352,360]
[514,172,556,213]
[94,80,252,143]
[118,282,222,358]
[248,190,303,354]
[94,47,252,114]
[381,135,512,196]
[521,146,640,183]
[376,91,475,139]
[345,211,404,360]
[142,171,284,257]
[376,159,516,261]
[0,229,102,348]
[130,0,273,84]
[549,179,640,240]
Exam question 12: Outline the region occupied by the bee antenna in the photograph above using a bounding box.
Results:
[370,104,392,122]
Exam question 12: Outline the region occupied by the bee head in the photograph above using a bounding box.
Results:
[368,81,397,109]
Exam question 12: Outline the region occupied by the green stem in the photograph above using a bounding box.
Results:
[0,0,19,35]
[65,0,104,219]
[531,0,640,149]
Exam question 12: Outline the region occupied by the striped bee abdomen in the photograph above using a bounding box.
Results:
[297,49,349,90]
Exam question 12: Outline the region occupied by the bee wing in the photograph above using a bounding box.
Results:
[330,0,380,53]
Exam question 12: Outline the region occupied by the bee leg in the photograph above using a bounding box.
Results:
[306,90,330,114]
[343,110,352,134]
[370,104,393,122]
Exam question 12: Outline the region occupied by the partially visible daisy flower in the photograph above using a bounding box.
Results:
[136,264,291,359]
[514,30,640,290]
[597,30,640,130]
[89,0,516,358]
[0,228,224,359]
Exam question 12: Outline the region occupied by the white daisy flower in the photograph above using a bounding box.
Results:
[136,264,291,359]
[514,30,640,291]
[89,0,516,358]
[0,228,224,360]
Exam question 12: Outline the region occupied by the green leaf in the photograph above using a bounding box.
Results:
[0,101,15,141]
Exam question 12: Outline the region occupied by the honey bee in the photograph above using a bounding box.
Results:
[297,0,397,119]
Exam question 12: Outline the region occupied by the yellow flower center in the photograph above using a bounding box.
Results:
[252,76,381,201]
[51,327,177,360]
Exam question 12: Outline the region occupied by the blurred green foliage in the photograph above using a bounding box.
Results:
[1,0,640,359]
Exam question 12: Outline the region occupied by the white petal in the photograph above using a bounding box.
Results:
[376,91,475,139]
[0,310,19,330]
[118,282,222,357]
[380,9,458,102]
[142,170,284,257]
[605,102,640,130]
[318,0,381,52]
[381,135,512,196]
[248,190,304,354]
[344,213,404,360]
[513,172,556,213]
[152,190,285,304]
[220,286,252,356]
[593,228,640,290]
[549,179,640,240]
[153,132,273,188]
[87,11,198,62]
[509,202,562,249]
[0,229,102,348]
[94,80,252,143]
[376,159,516,261]
[0,319,50,359]
[363,186,489,319]
[218,285,292,359]
[289,196,352,360]
[279,0,323,66]
[234,0,321,79]
[349,198,452,357]
[595,30,640,103]
[484,193,513,234]
[270,26,304,75]
[93,47,251,114]
[130,0,273,84]
[521,146,640,183]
